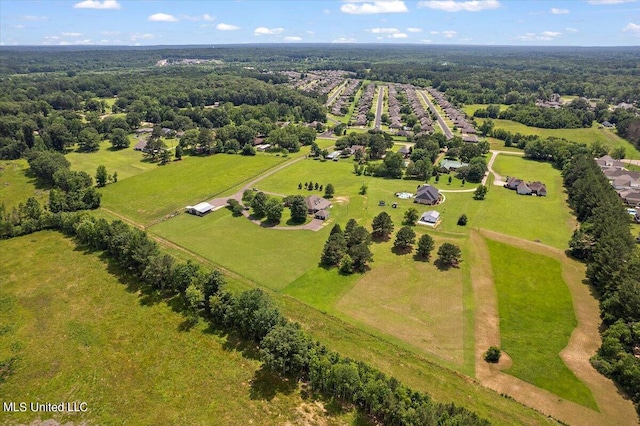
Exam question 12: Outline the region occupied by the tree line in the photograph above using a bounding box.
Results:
[0,208,490,425]
[563,154,640,414]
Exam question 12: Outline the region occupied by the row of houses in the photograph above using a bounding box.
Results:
[387,84,404,130]
[426,88,478,142]
[596,155,640,208]
[405,85,435,135]
[353,83,376,126]
[330,79,361,116]
[504,177,548,196]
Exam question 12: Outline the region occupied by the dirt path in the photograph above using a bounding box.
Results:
[471,228,637,426]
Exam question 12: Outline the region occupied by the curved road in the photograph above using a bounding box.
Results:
[417,89,453,139]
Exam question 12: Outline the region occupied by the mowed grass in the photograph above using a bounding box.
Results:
[66,140,157,181]
[150,208,329,290]
[0,231,361,426]
[0,159,48,210]
[100,154,285,225]
[486,238,598,410]
[476,155,575,249]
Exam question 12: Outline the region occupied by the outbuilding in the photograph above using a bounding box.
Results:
[185,202,215,216]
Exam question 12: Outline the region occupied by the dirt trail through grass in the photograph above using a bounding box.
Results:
[471,229,637,426]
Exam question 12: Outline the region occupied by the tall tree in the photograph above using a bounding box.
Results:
[416,234,435,260]
[265,197,283,222]
[289,195,307,224]
[371,212,394,240]
[95,165,108,187]
[251,191,268,218]
[404,207,419,226]
[110,128,130,149]
[393,226,416,252]
[437,243,462,268]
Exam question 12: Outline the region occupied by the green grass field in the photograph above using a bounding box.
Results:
[0,159,49,211]
[461,104,639,159]
[66,140,157,181]
[475,155,575,249]
[99,154,285,225]
[486,238,597,410]
[0,231,362,425]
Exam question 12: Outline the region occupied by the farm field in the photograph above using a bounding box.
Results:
[486,238,598,410]
[0,231,360,426]
[99,154,286,225]
[0,159,48,210]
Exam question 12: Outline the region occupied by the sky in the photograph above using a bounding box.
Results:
[0,0,639,47]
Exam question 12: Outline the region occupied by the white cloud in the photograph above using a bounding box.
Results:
[391,32,408,38]
[566,27,579,32]
[323,8,331,14]
[430,30,440,34]
[442,30,457,38]
[21,16,47,21]
[332,37,356,43]
[421,39,433,43]
[254,27,284,35]
[216,23,240,31]
[203,14,215,21]
[148,13,178,22]
[551,8,569,14]
[182,13,215,21]
[417,0,500,12]
[517,31,562,41]
[62,32,83,37]
[341,1,408,14]
[130,33,155,41]
[102,30,120,35]
[370,27,400,33]
[587,0,636,4]
[284,36,302,41]
[623,22,640,32]
[73,0,121,10]
[407,27,423,32]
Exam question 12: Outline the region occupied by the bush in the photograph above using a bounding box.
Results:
[484,346,501,363]
[457,214,468,226]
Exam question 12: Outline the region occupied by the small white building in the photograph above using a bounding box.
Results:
[185,202,215,216]
[418,210,441,227]
[326,151,341,161]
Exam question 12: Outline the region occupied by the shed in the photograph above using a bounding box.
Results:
[185,202,215,216]
[314,210,330,220]
[419,210,440,226]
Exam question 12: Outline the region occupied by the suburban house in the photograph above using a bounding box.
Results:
[414,185,441,205]
[134,140,148,152]
[462,134,479,143]
[418,210,441,227]
[440,159,469,171]
[596,155,640,207]
[305,195,332,214]
[505,177,547,196]
[185,202,215,216]
[314,210,330,220]
[397,145,411,158]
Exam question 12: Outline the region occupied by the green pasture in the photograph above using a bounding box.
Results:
[0,231,362,425]
[486,238,598,410]
[150,208,329,290]
[100,154,285,225]
[0,159,48,210]
[66,140,157,181]
[476,155,575,249]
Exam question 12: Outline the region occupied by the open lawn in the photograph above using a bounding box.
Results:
[66,140,157,181]
[476,155,575,249]
[0,231,360,425]
[150,208,328,290]
[486,238,598,410]
[100,154,285,225]
[0,159,48,210]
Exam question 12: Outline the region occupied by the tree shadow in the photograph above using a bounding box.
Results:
[286,218,306,226]
[371,234,390,244]
[222,332,261,360]
[391,246,413,256]
[23,169,52,191]
[412,253,430,263]
[434,258,456,271]
[249,365,297,401]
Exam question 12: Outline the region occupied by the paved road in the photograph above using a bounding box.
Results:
[325,80,347,107]
[486,150,525,186]
[621,159,640,166]
[417,90,453,139]
[374,85,385,130]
